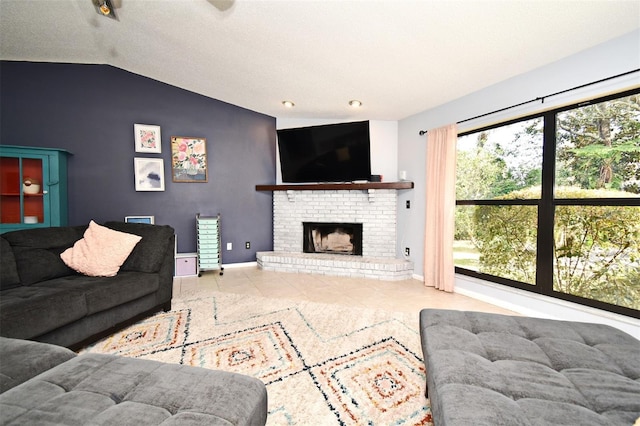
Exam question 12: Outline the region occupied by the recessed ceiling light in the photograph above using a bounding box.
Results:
[99,1,111,15]
[282,100,295,108]
[349,100,362,108]
[93,0,118,20]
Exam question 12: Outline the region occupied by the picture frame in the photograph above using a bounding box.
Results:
[134,158,165,191]
[134,124,162,153]
[124,215,155,224]
[171,136,208,182]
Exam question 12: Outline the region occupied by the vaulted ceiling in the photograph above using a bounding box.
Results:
[1,0,638,120]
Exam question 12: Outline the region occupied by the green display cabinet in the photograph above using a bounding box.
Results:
[0,145,72,233]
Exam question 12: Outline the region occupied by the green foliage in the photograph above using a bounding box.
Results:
[455,121,542,241]
[456,124,543,201]
[456,147,514,200]
[454,207,474,241]
[472,186,640,309]
[473,190,538,285]
[553,188,640,309]
[556,95,640,191]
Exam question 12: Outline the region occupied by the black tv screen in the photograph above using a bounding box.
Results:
[277,121,371,183]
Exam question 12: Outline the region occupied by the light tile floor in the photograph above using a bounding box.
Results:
[173,266,518,316]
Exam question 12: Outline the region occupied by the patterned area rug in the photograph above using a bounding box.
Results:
[82,292,433,425]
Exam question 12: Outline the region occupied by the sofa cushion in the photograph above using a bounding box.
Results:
[104,222,175,273]
[2,226,86,285]
[0,353,268,425]
[36,272,160,315]
[61,221,142,277]
[0,286,87,339]
[2,225,86,249]
[0,337,77,393]
[13,246,78,285]
[419,309,640,426]
[0,237,21,290]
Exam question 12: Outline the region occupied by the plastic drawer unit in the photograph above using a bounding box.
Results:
[196,213,223,276]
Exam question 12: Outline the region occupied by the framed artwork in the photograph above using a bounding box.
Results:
[171,136,208,182]
[125,216,155,224]
[134,124,162,153]
[134,158,165,191]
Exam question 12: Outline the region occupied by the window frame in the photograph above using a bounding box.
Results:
[455,88,640,319]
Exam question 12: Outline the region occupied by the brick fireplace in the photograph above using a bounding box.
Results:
[256,183,414,280]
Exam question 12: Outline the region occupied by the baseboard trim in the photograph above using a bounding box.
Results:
[454,273,640,339]
[222,261,258,269]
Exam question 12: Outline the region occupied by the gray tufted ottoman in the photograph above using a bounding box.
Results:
[419,309,640,426]
[0,337,267,425]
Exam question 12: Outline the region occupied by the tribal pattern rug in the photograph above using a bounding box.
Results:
[82,291,433,425]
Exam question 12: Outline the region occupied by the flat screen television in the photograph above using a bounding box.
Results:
[277,121,371,183]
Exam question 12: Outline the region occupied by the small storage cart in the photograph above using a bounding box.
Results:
[196,213,223,276]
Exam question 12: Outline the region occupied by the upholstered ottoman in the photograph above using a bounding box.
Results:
[0,337,267,425]
[419,309,640,426]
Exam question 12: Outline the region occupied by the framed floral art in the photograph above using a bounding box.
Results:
[170,136,208,182]
[134,124,162,153]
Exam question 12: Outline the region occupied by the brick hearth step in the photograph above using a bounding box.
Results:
[256,251,414,281]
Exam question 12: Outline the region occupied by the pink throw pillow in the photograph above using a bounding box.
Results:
[61,221,142,277]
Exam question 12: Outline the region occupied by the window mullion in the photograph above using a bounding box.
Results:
[535,112,556,294]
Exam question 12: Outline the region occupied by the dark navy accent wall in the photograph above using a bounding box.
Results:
[0,61,276,263]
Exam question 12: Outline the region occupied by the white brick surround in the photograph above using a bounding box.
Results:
[258,188,414,280]
[274,189,397,257]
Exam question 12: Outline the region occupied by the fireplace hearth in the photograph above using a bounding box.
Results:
[303,222,363,256]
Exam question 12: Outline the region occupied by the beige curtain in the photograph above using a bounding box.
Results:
[424,123,457,292]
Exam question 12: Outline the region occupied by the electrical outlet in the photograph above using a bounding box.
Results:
[405,247,410,256]
[226,242,232,250]
[245,241,250,249]
[406,200,410,209]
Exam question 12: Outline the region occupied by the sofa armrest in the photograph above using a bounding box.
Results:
[0,337,76,393]
[155,233,176,310]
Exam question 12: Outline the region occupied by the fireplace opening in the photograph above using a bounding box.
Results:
[303,222,363,256]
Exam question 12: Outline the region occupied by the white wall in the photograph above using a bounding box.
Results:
[275,118,398,184]
[398,29,640,336]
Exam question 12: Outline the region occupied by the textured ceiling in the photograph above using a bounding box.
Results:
[1,0,639,120]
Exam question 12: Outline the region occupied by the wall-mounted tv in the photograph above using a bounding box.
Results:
[277,121,371,183]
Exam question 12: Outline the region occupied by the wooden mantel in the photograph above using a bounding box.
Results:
[256,181,414,191]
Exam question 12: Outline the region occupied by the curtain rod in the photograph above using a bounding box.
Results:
[418,68,640,136]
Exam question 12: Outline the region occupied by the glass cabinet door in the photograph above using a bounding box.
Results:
[0,155,47,226]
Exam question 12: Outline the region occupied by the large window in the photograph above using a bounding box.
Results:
[454,89,640,317]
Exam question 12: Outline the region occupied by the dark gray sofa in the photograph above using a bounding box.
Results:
[0,222,175,350]
[0,336,268,425]
[419,309,640,426]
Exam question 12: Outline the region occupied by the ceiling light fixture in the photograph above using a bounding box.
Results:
[93,0,118,20]
[282,100,295,108]
[99,1,111,15]
[349,100,362,108]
